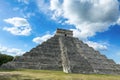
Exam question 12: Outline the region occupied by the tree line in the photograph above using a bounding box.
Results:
[0,52,14,66]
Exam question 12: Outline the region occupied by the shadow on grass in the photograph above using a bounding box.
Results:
[0,69,16,72]
[0,74,42,80]
[0,73,82,80]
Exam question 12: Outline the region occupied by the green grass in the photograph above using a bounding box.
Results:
[0,69,120,80]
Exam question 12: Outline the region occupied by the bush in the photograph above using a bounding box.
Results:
[0,53,14,66]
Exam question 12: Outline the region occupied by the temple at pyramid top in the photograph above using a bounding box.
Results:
[55,28,73,37]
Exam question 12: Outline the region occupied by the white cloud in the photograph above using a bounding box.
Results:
[85,41,108,51]
[117,17,120,25]
[3,17,32,36]
[48,0,120,39]
[13,6,35,18]
[17,0,29,4]
[25,12,35,18]
[36,0,50,14]
[13,7,20,11]
[116,52,120,56]
[33,33,53,44]
[0,45,25,56]
[114,51,120,64]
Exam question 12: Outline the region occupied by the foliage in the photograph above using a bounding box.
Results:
[0,52,14,66]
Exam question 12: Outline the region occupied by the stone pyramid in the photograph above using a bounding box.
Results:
[1,29,120,74]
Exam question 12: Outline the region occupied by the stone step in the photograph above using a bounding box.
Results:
[87,58,115,64]
[12,62,62,70]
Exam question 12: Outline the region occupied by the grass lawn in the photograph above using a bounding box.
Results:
[0,69,120,80]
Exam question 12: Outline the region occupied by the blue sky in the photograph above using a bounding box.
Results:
[0,0,120,64]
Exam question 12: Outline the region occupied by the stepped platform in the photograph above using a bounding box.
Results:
[1,29,120,74]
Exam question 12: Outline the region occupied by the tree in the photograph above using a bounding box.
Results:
[0,52,14,66]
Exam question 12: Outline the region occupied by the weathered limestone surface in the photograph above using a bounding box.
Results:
[59,37,93,73]
[1,29,120,74]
